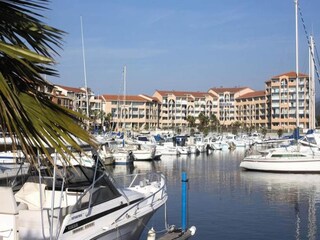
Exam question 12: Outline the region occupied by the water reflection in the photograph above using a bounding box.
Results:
[106,150,320,240]
[241,172,320,240]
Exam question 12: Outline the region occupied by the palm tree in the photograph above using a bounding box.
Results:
[209,113,219,132]
[186,115,196,128]
[0,0,96,165]
[198,112,209,132]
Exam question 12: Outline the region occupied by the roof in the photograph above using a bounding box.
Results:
[55,85,86,93]
[270,71,308,79]
[155,90,213,98]
[237,90,266,99]
[139,94,160,103]
[102,94,153,102]
[209,87,249,94]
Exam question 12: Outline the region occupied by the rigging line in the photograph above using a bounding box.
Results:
[314,44,320,73]
[298,5,320,82]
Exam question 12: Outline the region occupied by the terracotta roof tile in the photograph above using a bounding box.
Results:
[55,85,86,93]
[155,90,211,98]
[237,90,266,99]
[102,94,152,102]
[271,71,308,79]
[209,87,249,93]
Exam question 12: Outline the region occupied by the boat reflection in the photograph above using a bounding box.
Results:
[241,172,320,240]
[106,164,135,176]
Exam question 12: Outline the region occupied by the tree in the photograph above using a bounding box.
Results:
[0,0,96,165]
[277,128,283,138]
[198,112,209,132]
[231,121,241,135]
[261,127,268,138]
[209,113,219,132]
[186,115,196,128]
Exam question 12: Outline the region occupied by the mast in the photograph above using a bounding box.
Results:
[295,0,299,129]
[80,16,89,119]
[309,35,316,129]
[122,65,127,129]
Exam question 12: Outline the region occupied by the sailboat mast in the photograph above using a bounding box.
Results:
[295,0,299,128]
[309,35,316,129]
[122,66,127,129]
[123,65,127,107]
[80,16,89,118]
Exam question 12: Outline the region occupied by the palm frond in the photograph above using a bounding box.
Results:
[0,0,97,165]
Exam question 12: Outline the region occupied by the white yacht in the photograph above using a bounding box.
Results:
[131,144,156,161]
[0,150,29,182]
[0,154,167,240]
[240,147,320,172]
[155,144,179,156]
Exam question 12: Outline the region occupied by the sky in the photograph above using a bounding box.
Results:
[44,0,320,96]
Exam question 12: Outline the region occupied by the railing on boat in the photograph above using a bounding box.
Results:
[111,172,168,225]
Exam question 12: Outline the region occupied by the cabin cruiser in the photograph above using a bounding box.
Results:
[240,145,320,172]
[0,150,30,185]
[0,153,167,240]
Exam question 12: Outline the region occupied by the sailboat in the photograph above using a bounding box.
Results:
[240,0,320,173]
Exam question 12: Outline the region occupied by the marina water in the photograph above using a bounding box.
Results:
[106,149,320,240]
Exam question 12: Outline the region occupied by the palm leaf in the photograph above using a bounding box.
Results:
[0,0,97,166]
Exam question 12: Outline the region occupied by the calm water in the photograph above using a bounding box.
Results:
[106,149,320,240]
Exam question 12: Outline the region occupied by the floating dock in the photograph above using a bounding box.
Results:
[157,227,196,240]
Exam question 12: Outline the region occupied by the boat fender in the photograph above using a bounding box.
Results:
[189,226,196,236]
[147,227,156,240]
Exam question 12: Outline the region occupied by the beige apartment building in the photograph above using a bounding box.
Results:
[101,94,159,131]
[152,90,218,129]
[236,90,268,129]
[53,85,92,113]
[51,71,312,131]
[265,72,310,130]
[208,87,254,126]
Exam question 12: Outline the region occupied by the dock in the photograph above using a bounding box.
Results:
[157,227,196,240]
[147,172,196,240]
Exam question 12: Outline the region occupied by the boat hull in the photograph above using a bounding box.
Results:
[240,158,320,173]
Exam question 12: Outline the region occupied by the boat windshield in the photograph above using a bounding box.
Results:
[27,164,121,212]
[271,153,306,158]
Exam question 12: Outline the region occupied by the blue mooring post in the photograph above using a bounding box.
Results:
[181,172,188,232]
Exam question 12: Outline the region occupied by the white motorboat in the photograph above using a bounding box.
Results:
[189,145,200,154]
[112,149,133,165]
[156,145,179,156]
[97,143,114,165]
[99,140,133,165]
[177,146,190,155]
[131,145,156,161]
[0,150,30,182]
[240,147,320,172]
[0,154,168,240]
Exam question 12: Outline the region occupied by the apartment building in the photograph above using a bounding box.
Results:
[51,71,312,131]
[208,87,254,126]
[265,72,310,130]
[236,90,268,129]
[152,90,218,129]
[53,85,92,113]
[101,94,159,131]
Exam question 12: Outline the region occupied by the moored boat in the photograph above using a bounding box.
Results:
[0,153,167,240]
[240,147,320,173]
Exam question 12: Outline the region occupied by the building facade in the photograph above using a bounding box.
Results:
[101,94,159,131]
[265,72,310,130]
[208,87,255,126]
[51,71,312,131]
[152,90,218,129]
[236,90,268,129]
